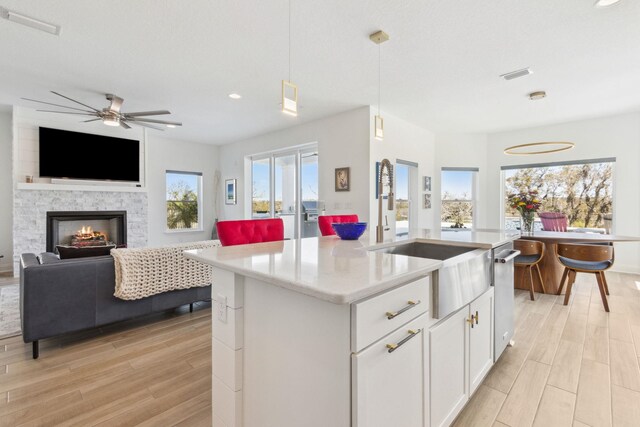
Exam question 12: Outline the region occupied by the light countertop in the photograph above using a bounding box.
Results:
[184,228,520,304]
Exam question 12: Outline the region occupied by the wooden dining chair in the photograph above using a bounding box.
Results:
[514,239,546,301]
[555,243,614,312]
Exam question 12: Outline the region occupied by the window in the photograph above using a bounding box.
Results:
[395,160,418,236]
[250,144,319,239]
[441,168,477,229]
[503,159,614,232]
[166,171,202,231]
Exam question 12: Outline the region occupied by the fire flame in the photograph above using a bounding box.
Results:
[79,226,93,235]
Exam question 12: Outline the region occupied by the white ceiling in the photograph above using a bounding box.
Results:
[0,0,639,144]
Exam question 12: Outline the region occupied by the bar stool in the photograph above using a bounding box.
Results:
[318,215,359,236]
[514,239,547,301]
[555,243,614,312]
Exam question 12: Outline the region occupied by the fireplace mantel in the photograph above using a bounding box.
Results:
[17,183,147,193]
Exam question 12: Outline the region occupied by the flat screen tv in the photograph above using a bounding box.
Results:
[39,127,140,182]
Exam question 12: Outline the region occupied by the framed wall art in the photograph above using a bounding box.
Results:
[225,179,237,205]
[335,167,350,192]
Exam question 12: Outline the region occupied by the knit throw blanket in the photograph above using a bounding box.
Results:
[111,240,220,300]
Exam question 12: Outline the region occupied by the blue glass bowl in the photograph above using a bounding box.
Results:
[332,222,368,240]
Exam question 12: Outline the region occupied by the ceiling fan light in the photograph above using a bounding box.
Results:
[102,116,120,127]
[166,124,177,128]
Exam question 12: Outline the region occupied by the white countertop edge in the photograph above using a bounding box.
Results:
[184,250,442,304]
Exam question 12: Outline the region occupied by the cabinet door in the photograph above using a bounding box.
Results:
[429,307,469,427]
[353,313,428,427]
[469,288,494,396]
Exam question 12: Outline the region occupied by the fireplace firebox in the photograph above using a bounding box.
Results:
[46,211,127,252]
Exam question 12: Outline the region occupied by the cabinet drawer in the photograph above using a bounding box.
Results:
[352,276,429,352]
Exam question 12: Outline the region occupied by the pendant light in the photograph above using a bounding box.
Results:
[282,0,298,116]
[370,30,389,140]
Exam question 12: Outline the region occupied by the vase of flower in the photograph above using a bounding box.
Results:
[508,190,542,236]
[521,211,535,235]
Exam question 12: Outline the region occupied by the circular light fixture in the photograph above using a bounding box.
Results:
[228,93,242,99]
[529,91,546,100]
[102,116,120,127]
[595,0,622,7]
[504,142,575,155]
[166,124,176,128]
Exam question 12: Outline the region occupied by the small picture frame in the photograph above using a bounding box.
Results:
[335,167,350,192]
[225,179,237,205]
[424,176,432,192]
[423,193,432,209]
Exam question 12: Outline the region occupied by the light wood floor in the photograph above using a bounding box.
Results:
[1,272,639,426]
[0,302,212,427]
[454,271,640,427]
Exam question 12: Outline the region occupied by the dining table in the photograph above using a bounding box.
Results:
[514,231,639,294]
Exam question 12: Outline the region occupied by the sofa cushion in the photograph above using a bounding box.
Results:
[57,245,115,259]
[37,252,62,264]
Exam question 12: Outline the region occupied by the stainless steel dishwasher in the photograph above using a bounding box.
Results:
[493,242,520,361]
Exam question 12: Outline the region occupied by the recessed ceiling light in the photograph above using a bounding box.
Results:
[595,0,622,7]
[0,7,61,35]
[228,93,242,99]
[500,67,532,81]
[166,124,176,128]
[529,91,547,100]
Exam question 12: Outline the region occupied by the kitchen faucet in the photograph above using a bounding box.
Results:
[376,159,394,242]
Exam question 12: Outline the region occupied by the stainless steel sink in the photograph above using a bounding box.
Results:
[370,241,491,319]
[372,242,476,260]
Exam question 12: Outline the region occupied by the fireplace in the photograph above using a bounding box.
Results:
[46,211,127,252]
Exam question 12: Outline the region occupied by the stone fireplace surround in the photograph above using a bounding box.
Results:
[13,188,147,274]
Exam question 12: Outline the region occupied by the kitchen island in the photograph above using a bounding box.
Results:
[185,229,519,427]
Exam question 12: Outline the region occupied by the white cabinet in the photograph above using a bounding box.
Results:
[468,289,494,395]
[429,307,469,427]
[353,313,428,427]
[430,288,494,427]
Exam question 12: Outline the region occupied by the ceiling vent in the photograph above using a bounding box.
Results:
[0,7,61,35]
[500,67,532,81]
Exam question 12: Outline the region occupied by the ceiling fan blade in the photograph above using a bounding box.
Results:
[50,91,100,112]
[22,98,95,113]
[83,118,101,123]
[120,121,131,129]
[36,110,97,116]
[125,120,164,131]
[126,117,182,126]
[123,110,171,117]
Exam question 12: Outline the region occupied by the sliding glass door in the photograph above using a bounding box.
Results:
[250,145,319,239]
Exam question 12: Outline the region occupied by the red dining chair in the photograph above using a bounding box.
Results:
[318,215,359,236]
[216,218,284,246]
[538,212,568,232]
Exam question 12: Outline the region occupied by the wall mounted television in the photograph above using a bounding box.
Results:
[39,127,140,182]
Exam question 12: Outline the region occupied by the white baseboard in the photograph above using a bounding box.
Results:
[611,264,640,275]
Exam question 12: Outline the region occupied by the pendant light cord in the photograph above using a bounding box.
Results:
[378,43,381,115]
[288,0,291,82]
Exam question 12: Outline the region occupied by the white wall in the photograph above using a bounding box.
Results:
[0,110,13,273]
[146,135,219,246]
[218,107,371,222]
[485,112,640,273]
[434,133,489,228]
[370,111,436,238]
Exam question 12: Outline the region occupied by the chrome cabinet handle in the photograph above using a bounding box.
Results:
[386,329,422,353]
[386,300,420,320]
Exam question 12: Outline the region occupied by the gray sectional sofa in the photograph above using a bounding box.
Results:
[20,253,211,358]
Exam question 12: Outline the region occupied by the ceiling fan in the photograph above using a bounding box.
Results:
[22,91,182,130]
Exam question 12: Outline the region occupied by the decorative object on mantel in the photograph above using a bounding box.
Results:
[25,175,33,183]
[504,142,574,155]
[508,190,541,235]
[22,91,182,130]
[370,30,389,141]
[423,194,432,209]
[424,176,431,192]
[225,179,237,205]
[335,167,350,192]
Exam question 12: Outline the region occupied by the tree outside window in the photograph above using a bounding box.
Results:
[441,170,475,229]
[504,161,613,231]
[166,171,202,231]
